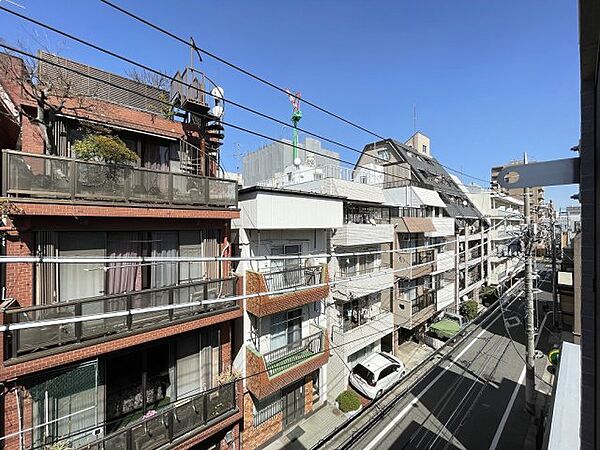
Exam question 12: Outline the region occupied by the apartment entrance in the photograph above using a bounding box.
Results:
[282,380,305,428]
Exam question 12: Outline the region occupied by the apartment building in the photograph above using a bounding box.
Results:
[383,186,456,345]
[467,186,524,289]
[276,173,395,402]
[0,53,241,449]
[233,187,341,448]
[357,133,485,306]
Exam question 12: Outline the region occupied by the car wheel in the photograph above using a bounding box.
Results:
[401,371,406,378]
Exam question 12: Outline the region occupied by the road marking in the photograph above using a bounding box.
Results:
[488,365,526,450]
[362,327,489,450]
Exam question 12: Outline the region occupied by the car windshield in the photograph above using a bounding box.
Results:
[352,364,375,385]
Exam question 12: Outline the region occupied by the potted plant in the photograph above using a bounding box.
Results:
[72,134,139,194]
[336,389,362,416]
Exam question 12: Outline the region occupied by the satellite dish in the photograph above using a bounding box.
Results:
[210,105,224,118]
[211,86,224,100]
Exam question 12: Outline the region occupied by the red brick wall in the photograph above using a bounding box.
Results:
[12,202,240,220]
[246,266,330,317]
[245,331,329,400]
[304,375,314,415]
[4,229,34,307]
[19,114,44,153]
[242,391,283,450]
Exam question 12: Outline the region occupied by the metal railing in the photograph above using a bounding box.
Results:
[337,262,391,279]
[2,150,237,208]
[4,278,237,359]
[262,265,324,291]
[81,383,236,450]
[263,331,324,376]
[411,292,435,315]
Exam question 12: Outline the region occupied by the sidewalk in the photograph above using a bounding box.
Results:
[261,404,347,450]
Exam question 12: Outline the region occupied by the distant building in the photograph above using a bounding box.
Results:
[242,137,339,186]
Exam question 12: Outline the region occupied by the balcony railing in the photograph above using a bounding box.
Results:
[81,383,237,450]
[263,265,324,291]
[5,278,237,359]
[2,150,237,208]
[263,331,324,377]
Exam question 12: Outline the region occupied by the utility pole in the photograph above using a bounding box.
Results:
[550,209,559,329]
[523,152,536,415]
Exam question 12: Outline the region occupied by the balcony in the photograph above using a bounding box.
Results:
[331,223,394,247]
[2,150,237,209]
[334,264,394,297]
[396,291,436,330]
[247,328,329,399]
[394,249,435,279]
[81,383,238,450]
[246,265,328,317]
[4,278,238,360]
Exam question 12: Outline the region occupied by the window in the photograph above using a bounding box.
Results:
[378,366,395,381]
[422,144,428,154]
[348,341,378,366]
[58,232,105,301]
[254,392,283,426]
[31,362,98,448]
[176,329,220,399]
[270,309,302,350]
[377,149,390,161]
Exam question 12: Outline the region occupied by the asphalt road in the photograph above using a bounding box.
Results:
[342,287,552,450]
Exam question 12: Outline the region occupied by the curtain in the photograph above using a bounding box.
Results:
[106,232,142,295]
[176,333,200,398]
[35,231,58,305]
[179,231,202,283]
[58,232,105,301]
[202,229,221,279]
[151,231,178,288]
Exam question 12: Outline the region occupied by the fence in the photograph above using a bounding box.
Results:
[262,265,324,291]
[263,331,324,376]
[5,278,237,358]
[2,150,237,208]
[81,383,236,450]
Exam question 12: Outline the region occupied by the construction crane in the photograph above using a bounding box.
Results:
[286,89,303,167]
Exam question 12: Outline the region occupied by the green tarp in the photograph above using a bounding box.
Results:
[429,319,461,339]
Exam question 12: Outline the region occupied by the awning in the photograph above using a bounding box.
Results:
[429,319,460,339]
[396,217,435,233]
[413,187,446,208]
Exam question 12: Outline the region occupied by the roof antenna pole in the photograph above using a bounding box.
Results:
[286,89,303,167]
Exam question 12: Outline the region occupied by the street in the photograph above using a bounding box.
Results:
[328,283,553,450]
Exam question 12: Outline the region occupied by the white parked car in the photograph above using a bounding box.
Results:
[348,352,406,400]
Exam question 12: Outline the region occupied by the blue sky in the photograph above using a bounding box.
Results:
[0,0,580,207]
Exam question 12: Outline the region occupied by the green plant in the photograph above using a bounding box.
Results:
[460,300,479,321]
[480,286,498,304]
[46,442,72,450]
[336,390,361,413]
[72,134,138,165]
[217,366,241,385]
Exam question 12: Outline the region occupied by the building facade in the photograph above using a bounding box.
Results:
[0,53,241,449]
[233,187,342,449]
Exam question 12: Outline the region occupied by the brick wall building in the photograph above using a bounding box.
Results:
[0,53,242,449]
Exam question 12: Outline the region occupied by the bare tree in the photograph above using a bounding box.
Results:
[0,43,94,153]
[126,67,173,119]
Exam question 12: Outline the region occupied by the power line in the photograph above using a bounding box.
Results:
[97,0,386,141]
[96,0,492,185]
[0,43,415,186]
[0,218,513,264]
[0,5,368,158]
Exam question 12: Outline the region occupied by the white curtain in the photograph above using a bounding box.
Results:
[176,329,219,399]
[151,231,178,288]
[59,232,105,301]
[106,232,142,294]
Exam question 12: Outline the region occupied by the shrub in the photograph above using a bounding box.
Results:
[336,390,361,413]
[73,134,138,165]
[460,300,479,321]
[480,286,498,305]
